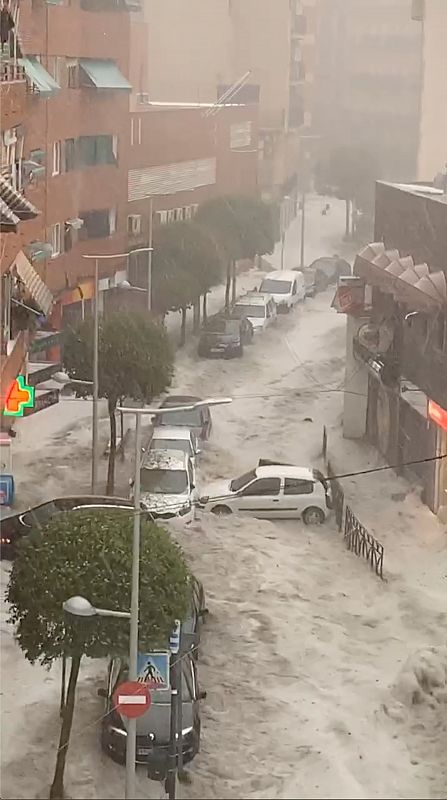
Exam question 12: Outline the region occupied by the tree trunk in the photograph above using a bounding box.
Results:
[179,306,187,347]
[224,263,231,311]
[193,297,200,333]
[106,398,117,495]
[50,653,82,800]
[345,198,351,238]
[202,293,207,323]
[231,260,237,305]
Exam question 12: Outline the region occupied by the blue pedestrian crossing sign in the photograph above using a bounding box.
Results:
[137,652,169,690]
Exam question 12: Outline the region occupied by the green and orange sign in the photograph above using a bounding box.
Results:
[3,376,35,417]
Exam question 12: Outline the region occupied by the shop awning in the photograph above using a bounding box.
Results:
[20,57,60,97]
[13,251,54,317]
[0,175,39,221]
[79,59,131,91]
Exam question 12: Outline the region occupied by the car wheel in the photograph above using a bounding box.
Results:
[302,506,325,525]
[211,505,232,516]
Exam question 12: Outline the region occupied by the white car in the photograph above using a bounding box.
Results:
[232,292,277,333]
[147,426,201,464]
[199,459,331,524]
[259,270,305,311]
[132,448,198,523]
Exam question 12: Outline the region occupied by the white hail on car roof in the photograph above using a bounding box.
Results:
[151,426,192,441]
[255,465,315,482]
[237,292,273,305]
[141,448,188,471]
[263,270,297,281]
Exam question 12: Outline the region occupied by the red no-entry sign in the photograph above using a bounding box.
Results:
[113,680,151,718]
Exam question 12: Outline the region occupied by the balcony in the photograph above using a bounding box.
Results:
[0,62,26,130]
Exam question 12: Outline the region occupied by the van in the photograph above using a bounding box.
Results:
[232,292,277,333]
[132,448,197,522]
[259,270,305,312]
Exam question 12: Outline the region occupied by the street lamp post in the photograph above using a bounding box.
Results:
[117,397,232,799]
[81,249,153,494]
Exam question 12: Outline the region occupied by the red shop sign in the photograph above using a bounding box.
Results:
[428,399,447,432]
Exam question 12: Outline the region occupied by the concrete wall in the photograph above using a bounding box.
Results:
[417,0,447,180]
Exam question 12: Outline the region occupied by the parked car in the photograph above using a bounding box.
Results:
[197,314,251,358]
[99,650,205,777]
[293,267,316,297]
[308,256,351,291]
[232,292,277,333]
[259,270,305,311]
[156,395,212,441]
[147,426,201,464]
[183,576,208,660]
[199,459,331,524]
[0,496,136,559]
[136,448,198,522]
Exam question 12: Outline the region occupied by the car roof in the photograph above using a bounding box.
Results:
[262,270,297,281]
[255,465,316,481]
[150,427,192,441]
[141,448,189,470]
[236,292,272,305]
[160,395,201,407]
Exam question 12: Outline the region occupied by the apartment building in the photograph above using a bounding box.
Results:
[411,0,447,181]
[314,0,422,180]
[145,0,319,203]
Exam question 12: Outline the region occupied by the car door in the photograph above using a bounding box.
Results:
[282,477,316,518]
[235,477,282,518]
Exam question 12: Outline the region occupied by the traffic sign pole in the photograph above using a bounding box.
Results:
[166,621,181,800]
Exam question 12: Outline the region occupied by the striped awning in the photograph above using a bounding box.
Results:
[0,175,39,221]
[13,251,54,317]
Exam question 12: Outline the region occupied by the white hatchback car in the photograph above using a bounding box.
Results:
[232,292,277,333]
[199,460,331,524]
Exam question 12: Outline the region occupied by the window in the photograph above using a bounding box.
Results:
[51,56,64,84]
[130,114,142,146]
[52,141,61,175]
[64,138,76,171]
[67,60,78,88]
[109,208,117,234]
[80,209,113,239]
[284,478,313,495]
[241,478,280,496]
[77,135,116,167]
[130,117,134,147]
[50,223,61,257]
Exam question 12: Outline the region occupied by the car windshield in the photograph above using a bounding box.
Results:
[260,279,291,294]
[204,318,239,335]
[230,468,257,492]
[150,438,192,457]
[140,468,188,494]
[233,304,265,319]
[21,501,59,527]
[158,407,202,427]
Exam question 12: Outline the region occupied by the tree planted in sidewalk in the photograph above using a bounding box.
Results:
[7,509,191,800]
[196,195,277,308]
[63,312,173,493]
[152,220,223,344]
[314,145,379,237]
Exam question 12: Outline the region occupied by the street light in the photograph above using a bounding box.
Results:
[52,371,94,388]
[116,397,232,800]
[63,595,131,619]
[82,248,153,494]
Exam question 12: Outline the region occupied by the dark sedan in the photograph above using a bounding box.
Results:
[0,495,136,559]
[197,314,252,359]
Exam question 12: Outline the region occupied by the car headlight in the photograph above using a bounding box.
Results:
[175,726,193,739]
[109,725,127,737]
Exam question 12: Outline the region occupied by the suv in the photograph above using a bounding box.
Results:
[136,448,197,522]
[232,292,277,333]
[197,314,252,358]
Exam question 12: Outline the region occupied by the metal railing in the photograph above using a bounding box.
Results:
[0,60,25,84]
[344,505,384,580]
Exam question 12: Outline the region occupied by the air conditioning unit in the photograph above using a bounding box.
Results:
[3,128,18,146]
[128,214,142,235]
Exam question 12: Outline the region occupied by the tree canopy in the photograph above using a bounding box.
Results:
[315,145,379,212]
[63,312,174,492]
[195,194,278,263]
[7,509,191,664]
[152,220,224,315]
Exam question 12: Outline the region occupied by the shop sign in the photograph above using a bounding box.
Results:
[428,399,447,432]
[24,389,59,416]
[331,277,365,315]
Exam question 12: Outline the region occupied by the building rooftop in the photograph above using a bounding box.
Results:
[379,181,447,205]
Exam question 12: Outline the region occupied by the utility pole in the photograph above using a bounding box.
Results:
[147,197,153,312]
[91,258,99,494]
[166,620,181,800]
[299,191,306,269]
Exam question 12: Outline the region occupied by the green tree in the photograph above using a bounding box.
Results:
[7,509,191,800]
[152,220,223,344]
[63,312,173,494]
[315,146,379,237]
[196,195,277,308]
